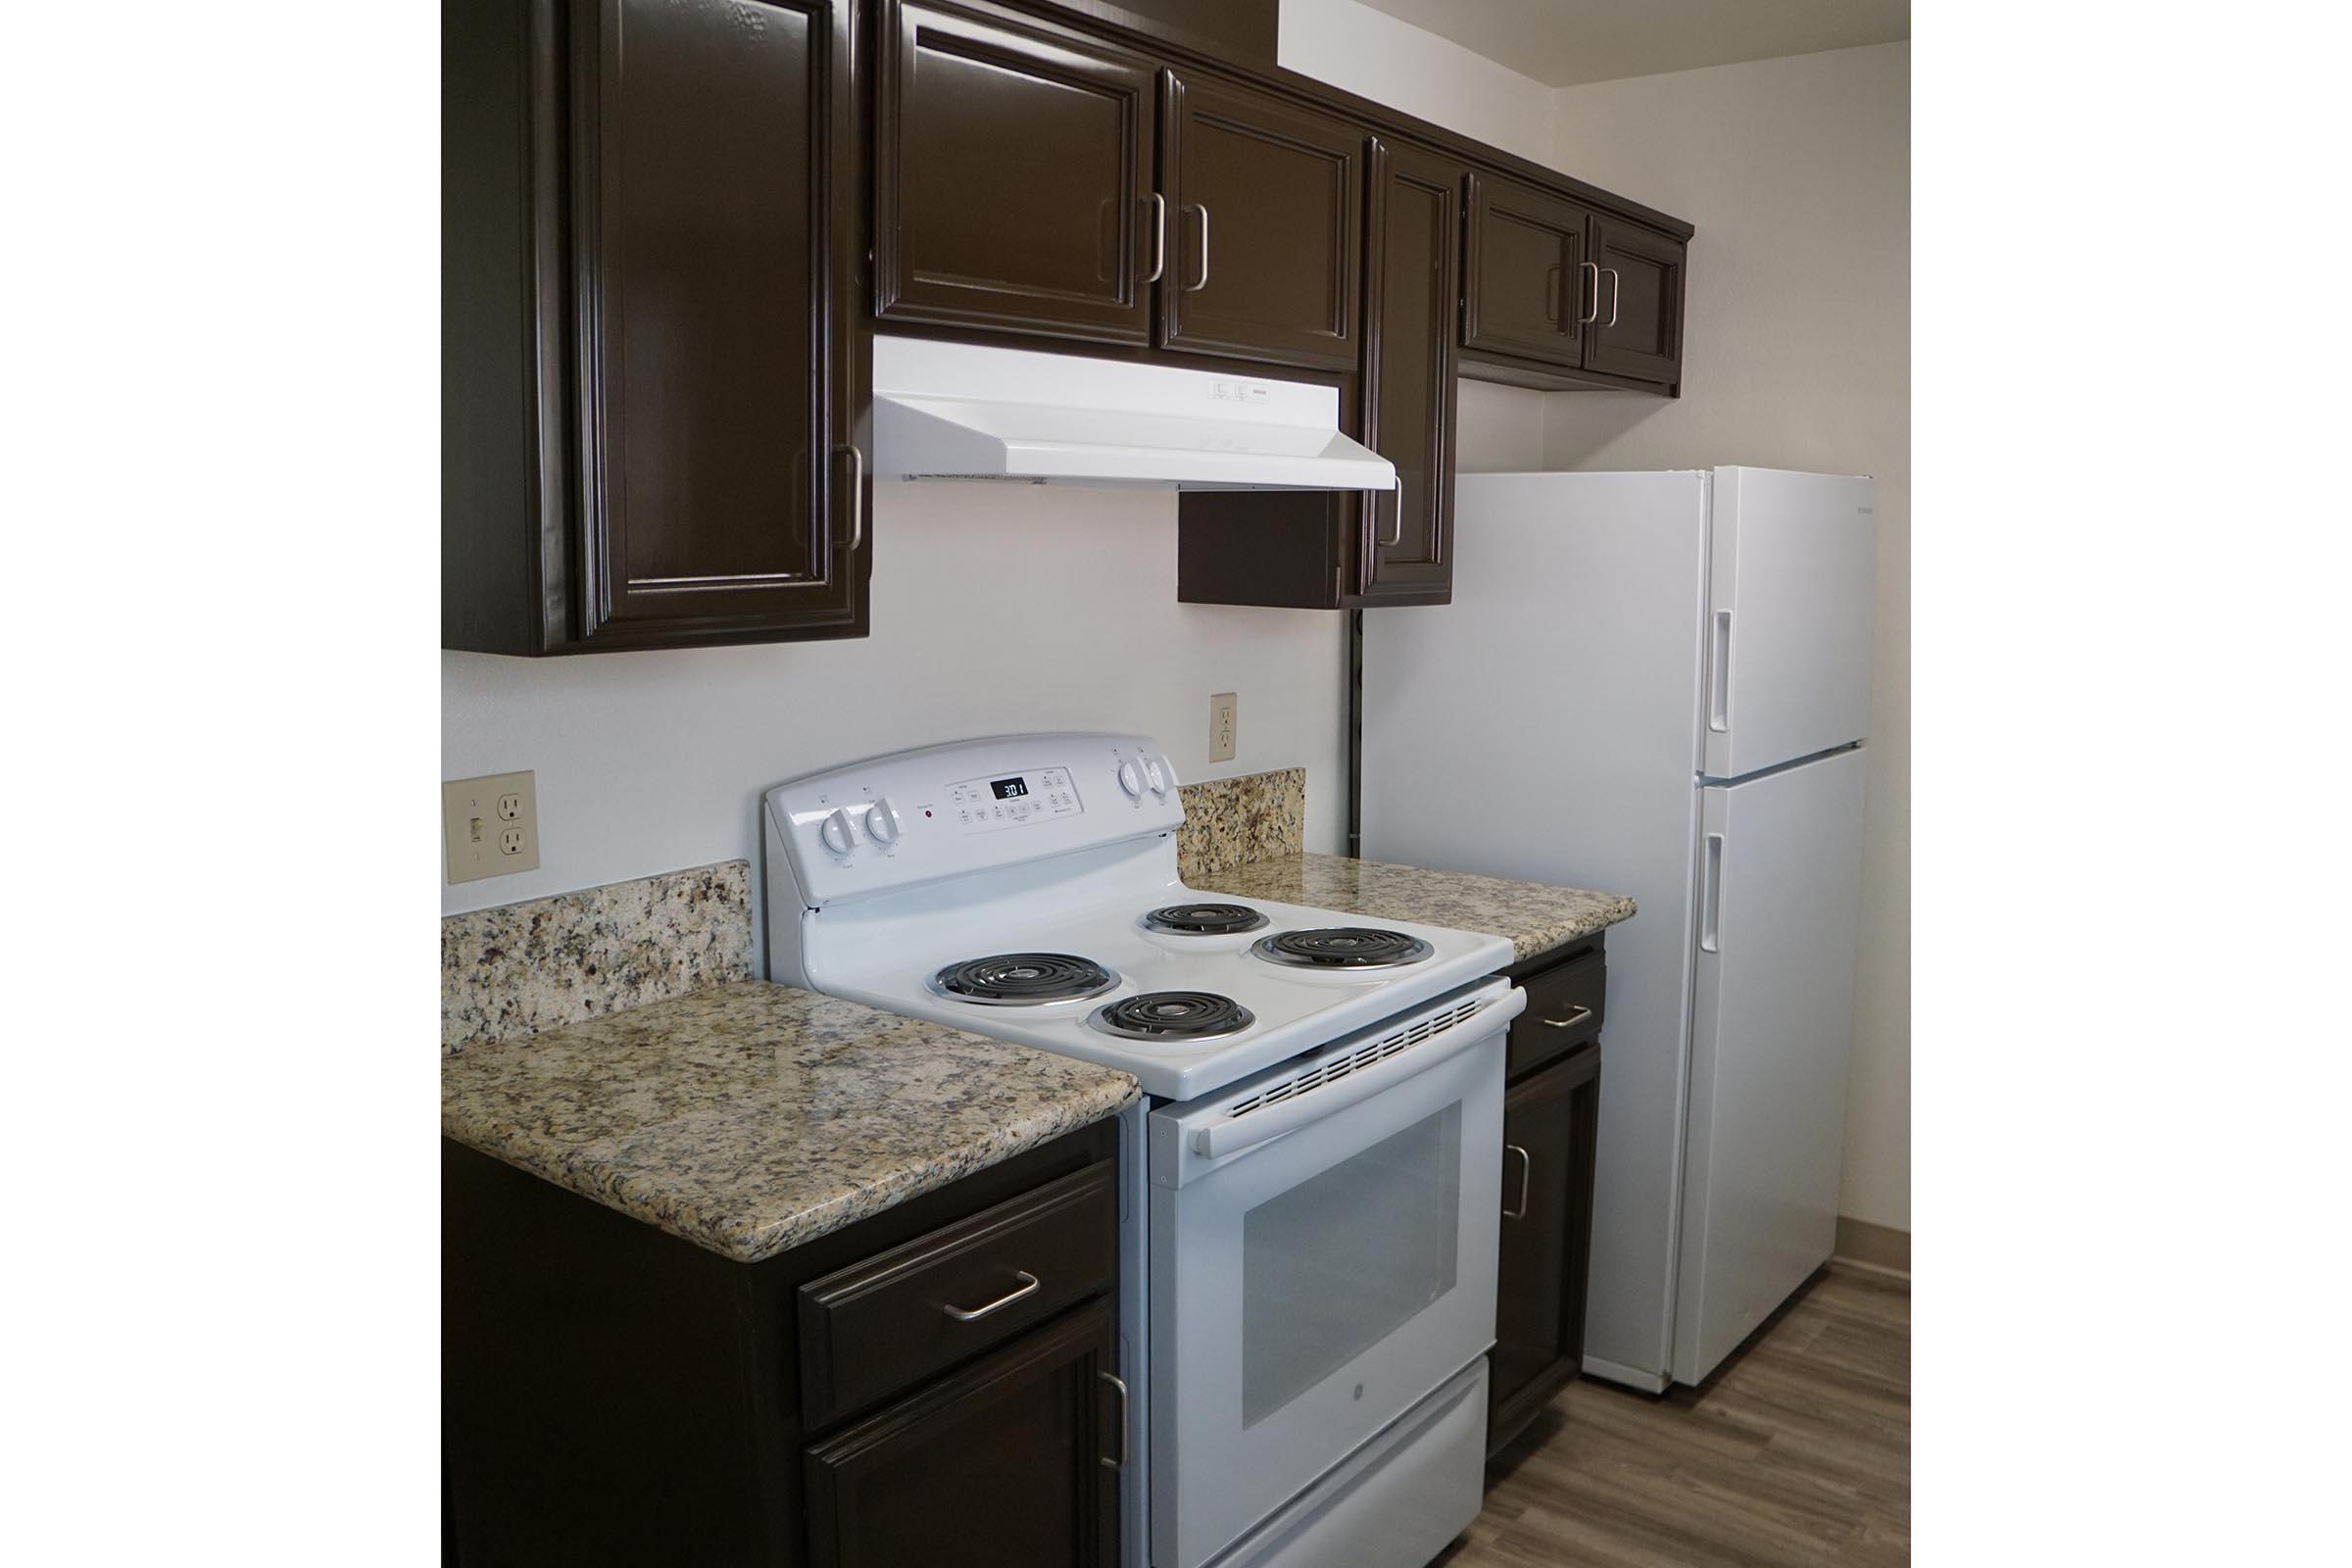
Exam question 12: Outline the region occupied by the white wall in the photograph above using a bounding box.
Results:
[1278,0,1556,166]
[1278,0,1553,470]
[1544,43,1911,1231]
[443,484,1349,930]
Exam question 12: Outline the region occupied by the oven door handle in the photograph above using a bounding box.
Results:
[1188,985,1525,1162]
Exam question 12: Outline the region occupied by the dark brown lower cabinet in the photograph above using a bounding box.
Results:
[805,1298,1121,1568]
[443,1117,1122,1565]
[1489,940,1605,1457]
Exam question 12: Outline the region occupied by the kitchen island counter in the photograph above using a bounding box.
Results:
[1201,852,1636,964]
[441,980,1139,1262]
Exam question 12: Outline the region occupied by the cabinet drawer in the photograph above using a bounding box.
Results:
[797,1158,1118,1430]
[1506,950,1606,1080]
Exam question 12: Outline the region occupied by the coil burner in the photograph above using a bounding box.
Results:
[1141,903,1271,936]
[928,953,1119,1006]
[1250,927,1434,971]
[1089,991,1256,1042]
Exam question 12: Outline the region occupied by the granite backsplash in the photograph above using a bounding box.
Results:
[1174,766,1306,882]
[441,860,755,1053]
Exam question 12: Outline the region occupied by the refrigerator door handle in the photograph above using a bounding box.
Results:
[1699,832,1725,954]
[1707,610,1733,734]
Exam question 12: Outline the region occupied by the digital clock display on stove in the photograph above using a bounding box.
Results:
[947,767,1078,832]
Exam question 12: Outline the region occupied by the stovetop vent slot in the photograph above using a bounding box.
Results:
[1224,997,1487,1120]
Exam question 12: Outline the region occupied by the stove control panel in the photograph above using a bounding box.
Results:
[765,733,1185,909]
[947,767,1082,832]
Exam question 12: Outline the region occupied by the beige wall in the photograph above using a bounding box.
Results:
[1546,43,1911,1230]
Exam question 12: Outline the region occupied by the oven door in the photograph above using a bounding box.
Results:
[1148,978,1520,1568]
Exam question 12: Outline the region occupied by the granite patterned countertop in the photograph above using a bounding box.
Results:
[442,981,1139,1263]
[1202,853,1636,964]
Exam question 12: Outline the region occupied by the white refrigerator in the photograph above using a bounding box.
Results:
[1361,466,1875,1391]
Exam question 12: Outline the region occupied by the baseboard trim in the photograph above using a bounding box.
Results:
[1834,1215,1910,1277]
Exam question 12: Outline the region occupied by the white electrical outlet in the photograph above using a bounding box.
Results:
[445,770,540,884]
[1209,692,1238,762]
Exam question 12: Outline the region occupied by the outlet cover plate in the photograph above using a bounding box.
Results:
[445,770,539,884]
[1209,693,1237,762]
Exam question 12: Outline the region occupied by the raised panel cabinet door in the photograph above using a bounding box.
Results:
[804,1299,1123,1568]
[1490,1045,1601,1453]
[1462,172,1594,372]
[1583,215,1686,386]
[570,0,862,648]
[875,1,1159,344]
[1355,139,1462,604]
[1160,74,1363,371]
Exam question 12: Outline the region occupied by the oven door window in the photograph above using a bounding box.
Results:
[1242,1103,1462,1427]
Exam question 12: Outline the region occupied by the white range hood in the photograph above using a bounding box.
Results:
[872,335,1397,493]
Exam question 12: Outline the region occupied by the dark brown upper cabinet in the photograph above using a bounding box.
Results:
[874,1,1160,346]
[1462,172,1595,375]
[442,0,866,656]
[1583,213,1686,386]
[1354,139,1463,606]
[1159,74,1364,371]
[1461,172,1688,394]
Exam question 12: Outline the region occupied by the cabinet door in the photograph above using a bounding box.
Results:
[805,1299,1123,1568]
[1354,139,1461,605]
[875,1,1159,345]
[1160,74,1363,370]
[1583,215,1686,387]
[569,0,862,649]
[1490,1045,1601,1453]
[1461,172,1594,372]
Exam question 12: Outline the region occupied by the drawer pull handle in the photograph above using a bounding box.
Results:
[1503,1145,1534,1220]
[942,1269,1041,1323]
[1100,1371,1129,1470]
[1542,1004,1594,1031]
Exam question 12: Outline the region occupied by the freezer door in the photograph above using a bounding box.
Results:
[1677,746,1867,1383]
[1702,467,1877,778]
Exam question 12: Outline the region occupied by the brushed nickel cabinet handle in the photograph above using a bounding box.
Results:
[1542,1004,1594,1030]
[1376,472,1404,549]
[942,1269,1039,1322]
[1604,266,1621,328]
[1503,1145,1534,1220]
[1182,203,1210,291]
[1144,192,1167,284]
[836,444,864,553]
[1099,1371,1129,1470]
[1577,260,1600,325]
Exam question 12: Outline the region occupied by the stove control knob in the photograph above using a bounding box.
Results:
[1116,759,1147,799]
[864,798,902,846]
[819,808,858,857]
[1143,755,1173,797]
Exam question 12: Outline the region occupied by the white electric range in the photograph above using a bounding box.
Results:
[764,734,1521,1568]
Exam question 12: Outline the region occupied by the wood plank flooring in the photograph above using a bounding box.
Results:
[1438,1264,1910,1567]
